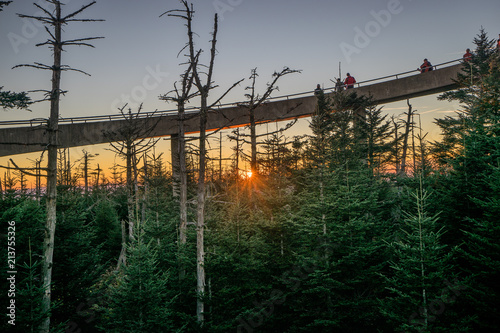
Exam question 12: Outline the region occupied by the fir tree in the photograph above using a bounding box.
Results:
[381,182,460,333]
[0,86,31,110]
[433,28,498,166]
[96,233,174,332]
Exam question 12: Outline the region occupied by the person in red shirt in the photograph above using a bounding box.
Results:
[463,48,472,62]
[497,34,500,53]
[344,73,356,89]
[418,59,433,73]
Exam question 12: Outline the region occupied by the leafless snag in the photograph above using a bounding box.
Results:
[104,104,160,268]
[162,0,243,323]
[11,2,103,332]
[400,99,415,175]
[159,60,198,249]
[75,150,99,195]
[237,67,301,176]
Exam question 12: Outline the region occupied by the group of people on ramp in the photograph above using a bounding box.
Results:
[314,36,500,96]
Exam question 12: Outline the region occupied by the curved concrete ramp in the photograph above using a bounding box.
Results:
[0,63,462,157]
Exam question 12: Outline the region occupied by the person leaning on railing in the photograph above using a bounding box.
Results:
[463,48,472,62]
[418,58,433,73]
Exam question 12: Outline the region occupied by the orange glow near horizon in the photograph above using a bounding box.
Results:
[238,169,253,180]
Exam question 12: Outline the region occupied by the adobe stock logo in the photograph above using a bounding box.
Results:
[110,64,169,111]
[7,0,74,54]
[340,0,405,63]
[213,0,244,20]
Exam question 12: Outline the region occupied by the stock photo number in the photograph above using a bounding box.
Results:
[6,220,17,326]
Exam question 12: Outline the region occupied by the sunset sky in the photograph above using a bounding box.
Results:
[1,0,500,176]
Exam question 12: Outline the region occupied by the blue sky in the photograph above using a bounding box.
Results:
[1,0,500,168]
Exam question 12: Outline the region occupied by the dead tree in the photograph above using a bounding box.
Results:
[415,114,429,175]
[391,115,402,174]
[159,60,197,247]
[77,150,99,195]
[57,148,76,186]
[229,128,244,177]
[400,99,414,175]
[239,67,301,176]
[105,104,160,267]
[13,2,103,332]
[215,131,232,180]
[162,1,242,323]
[229,120,297,176]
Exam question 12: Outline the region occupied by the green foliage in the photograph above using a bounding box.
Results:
[0,1,12,12]
[91,197,122,260]
[433,28,499,166]
[380,183,461,332]
[0,86,32,110]
[286,166,395,332]
[0,198,67,333]
[428,28,500,331]
[1,27,499,333]
[11,241,65,333]
[96,235,175,333]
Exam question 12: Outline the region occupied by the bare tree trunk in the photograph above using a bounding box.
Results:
[391,116,400,174]
[417,115,428,174]
[104,105,160,268]
[172,130,188,247]
[242,68,300,177]
[141,155,147,225]
[411,113,417,173]
[40,4,62,331]
[67,149,71,185]
[117,219,127,268]
[127,142,135,241]
[171,135,180,199]
[250,108,257,175]
[13,5,103,322]
[36,159,41,202]
[95,163,101,189]
[163,2,242,323]
[179,118,188,247]
[84,152,89,195]
[219,131,223,180]
[232,128,241,176]
[196,97,207,322]
[400,100,413,175]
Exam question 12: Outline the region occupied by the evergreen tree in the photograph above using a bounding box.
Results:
[96,233,174,332]
[0,1,11,11]
[365,105,393,174]
[1,199,49,332]
[282,91,396,332]
[429,29,499,330]
[0,86,31,110]
[433,28,498,166]
[380,182,462,332]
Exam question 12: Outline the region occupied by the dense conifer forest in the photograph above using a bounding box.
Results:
[1,1,499,332]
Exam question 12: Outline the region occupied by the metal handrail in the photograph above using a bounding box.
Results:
[0,58,463,127]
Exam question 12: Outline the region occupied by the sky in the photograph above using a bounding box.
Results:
[1,0,500,174]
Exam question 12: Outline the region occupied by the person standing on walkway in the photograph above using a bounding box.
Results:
[335,78,344,92]
[344,73,356,89]
[463,48,472,62]
[314,84,323,96]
